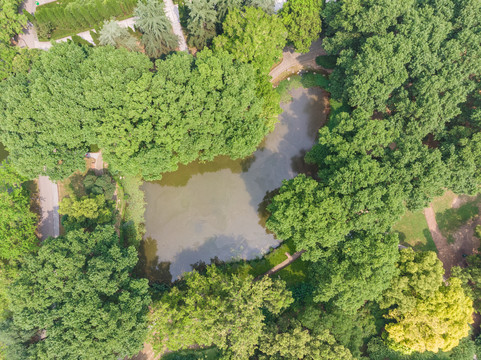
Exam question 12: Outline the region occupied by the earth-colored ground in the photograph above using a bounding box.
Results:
[424,193,481,276]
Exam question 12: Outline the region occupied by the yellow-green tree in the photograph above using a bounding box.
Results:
[381,249,474,354]
[385,278,473,354]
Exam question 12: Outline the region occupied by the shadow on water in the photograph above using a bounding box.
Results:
[135,237,172,284]
[156,155,256,187]
[140,87,330,281]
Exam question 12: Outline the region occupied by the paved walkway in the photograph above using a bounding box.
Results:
[163,0,188,52]
[269,38,328,83]
[37,176,59,240]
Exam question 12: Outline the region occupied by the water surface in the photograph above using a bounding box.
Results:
[141,87,329,281]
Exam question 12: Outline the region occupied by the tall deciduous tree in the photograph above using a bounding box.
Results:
[0,161,37,261]
[311,231,399,313]
[148,265,293,359]
[279,0,322,53]
[244,0,275,14]
[381,249,473,354]
[134,0,178,57]
[266,174,350,261]
[259,326,353,360]
[0,0,27,79]
[3,226,150,359]
[213,7,287,75]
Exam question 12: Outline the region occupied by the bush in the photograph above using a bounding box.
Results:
[315,55,337,69]
[34,0,136,40]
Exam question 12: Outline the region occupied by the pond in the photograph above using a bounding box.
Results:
[140,87,329,281]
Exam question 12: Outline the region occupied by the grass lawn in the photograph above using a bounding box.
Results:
[276,72,329,103]
[392,210,437,252]
[431,191,479,241]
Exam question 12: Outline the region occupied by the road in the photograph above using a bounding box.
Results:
[164,0,188,52]
[37,176,60,240]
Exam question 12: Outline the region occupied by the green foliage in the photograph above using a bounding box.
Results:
[34,0,137,40]
[185,0,218,49]
[311,231,400,313]
[59,194,113,227]
[315,55,337,69]
[119,175,145,246]
[381,249,473,354]
[214,7,287,75]
[0,0,27,79]
[452,251,481,314]
[298,305,377,358]
[0,161,38,261]
[148,265,293,359]
[380,249,444,313]
[244,0,275,15]
[0,43,276,181]
[275,72,328,102]
[279,0,322,53]
[385,277,473,354]
[134,0,178,57]
[259,326,353,360]
[266,174,350,261]
[3,226,150,359]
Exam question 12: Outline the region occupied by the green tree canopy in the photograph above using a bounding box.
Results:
[266,174,350,260]
[311,231,400,313]
[0,161,37,261]
[0,0,27,79]
[148,265,293,359]
[185,0,218,49]
[3,226,150,359]
[259,326,353,360]
[213,7,287,75]
[0,43,276,181]
[385,277,473,354]
[380,249,473,354]
[279,0,322,53]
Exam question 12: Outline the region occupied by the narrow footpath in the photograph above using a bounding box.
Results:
[163,0,188,52]
[269,38,328,83]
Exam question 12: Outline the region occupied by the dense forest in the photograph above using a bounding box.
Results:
[1,0,481,359]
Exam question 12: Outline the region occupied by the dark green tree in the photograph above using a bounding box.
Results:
[311,231,399,313]
[185,0,217,49]
[4,226,150,359]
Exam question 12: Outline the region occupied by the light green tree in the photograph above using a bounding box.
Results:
[99,20,140,51]
[279,0,322,53]
[148,265,293,359]
[0,161,37,260]
[214,7,287,75]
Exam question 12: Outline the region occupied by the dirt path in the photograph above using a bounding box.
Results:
[269,38,328,84]
[424,205,481,276]
[164,0,188,52]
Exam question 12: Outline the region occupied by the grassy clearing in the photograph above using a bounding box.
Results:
[392,210,437,253]
[118,175,146,248]
[228,239,308,286]
[162,347,220,359]
[276,72,329,103]
[315,55,337,69]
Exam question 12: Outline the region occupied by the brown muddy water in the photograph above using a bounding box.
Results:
[140,87,329,281]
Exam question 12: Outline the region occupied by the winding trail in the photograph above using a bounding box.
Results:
[255,250,306,281]
[269,38,328,83]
